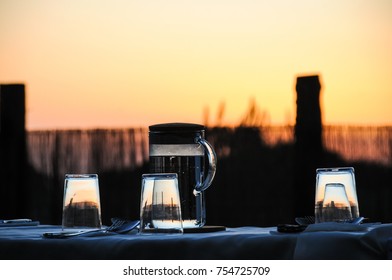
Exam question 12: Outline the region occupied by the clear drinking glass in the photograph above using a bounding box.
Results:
[315,167,359,223]
[321,183,352,222]
[62,174,102,231]
[140,173,183,234]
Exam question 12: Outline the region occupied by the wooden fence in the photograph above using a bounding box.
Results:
[21,125,392,226]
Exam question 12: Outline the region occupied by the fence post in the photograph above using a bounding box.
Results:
[0,84,27,219]
[293,75,323,218]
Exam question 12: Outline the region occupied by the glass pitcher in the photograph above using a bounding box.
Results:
[148,123,217,228]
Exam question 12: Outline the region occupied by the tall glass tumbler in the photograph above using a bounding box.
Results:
[315,167,359,223]
[62,174,102,231]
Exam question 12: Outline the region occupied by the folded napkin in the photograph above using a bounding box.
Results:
[0,219,40,227]
[304,222,373,232]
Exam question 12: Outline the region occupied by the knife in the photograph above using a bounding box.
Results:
[0,219,32,224]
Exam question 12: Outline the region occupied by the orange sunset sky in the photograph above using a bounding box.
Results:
[1,0,391,130]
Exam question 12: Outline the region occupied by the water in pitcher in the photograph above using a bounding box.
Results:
[149,144,206,227]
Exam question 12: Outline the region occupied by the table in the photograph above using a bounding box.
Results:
[1,223,392,260]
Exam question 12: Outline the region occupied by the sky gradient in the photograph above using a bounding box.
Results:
[1,0,391,130]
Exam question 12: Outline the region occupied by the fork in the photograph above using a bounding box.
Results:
[295,216,315,225]
[43,218,131,238]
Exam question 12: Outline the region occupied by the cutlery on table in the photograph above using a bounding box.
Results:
[43,219,140,238]
[295,216,365,226]
[0,219,32,224]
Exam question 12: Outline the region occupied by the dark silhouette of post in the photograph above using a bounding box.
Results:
[0,84,27,219]
[295,75,322,150]
[293,75,323,218]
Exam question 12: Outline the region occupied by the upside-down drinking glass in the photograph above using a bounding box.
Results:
[62,174,102,231]
[315,167,359,223]
[140,173,183,234]
[321,183,353,222]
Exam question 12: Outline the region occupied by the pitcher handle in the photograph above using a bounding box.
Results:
[195,136,217,192]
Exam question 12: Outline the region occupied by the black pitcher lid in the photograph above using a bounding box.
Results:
[149,123,205,132]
